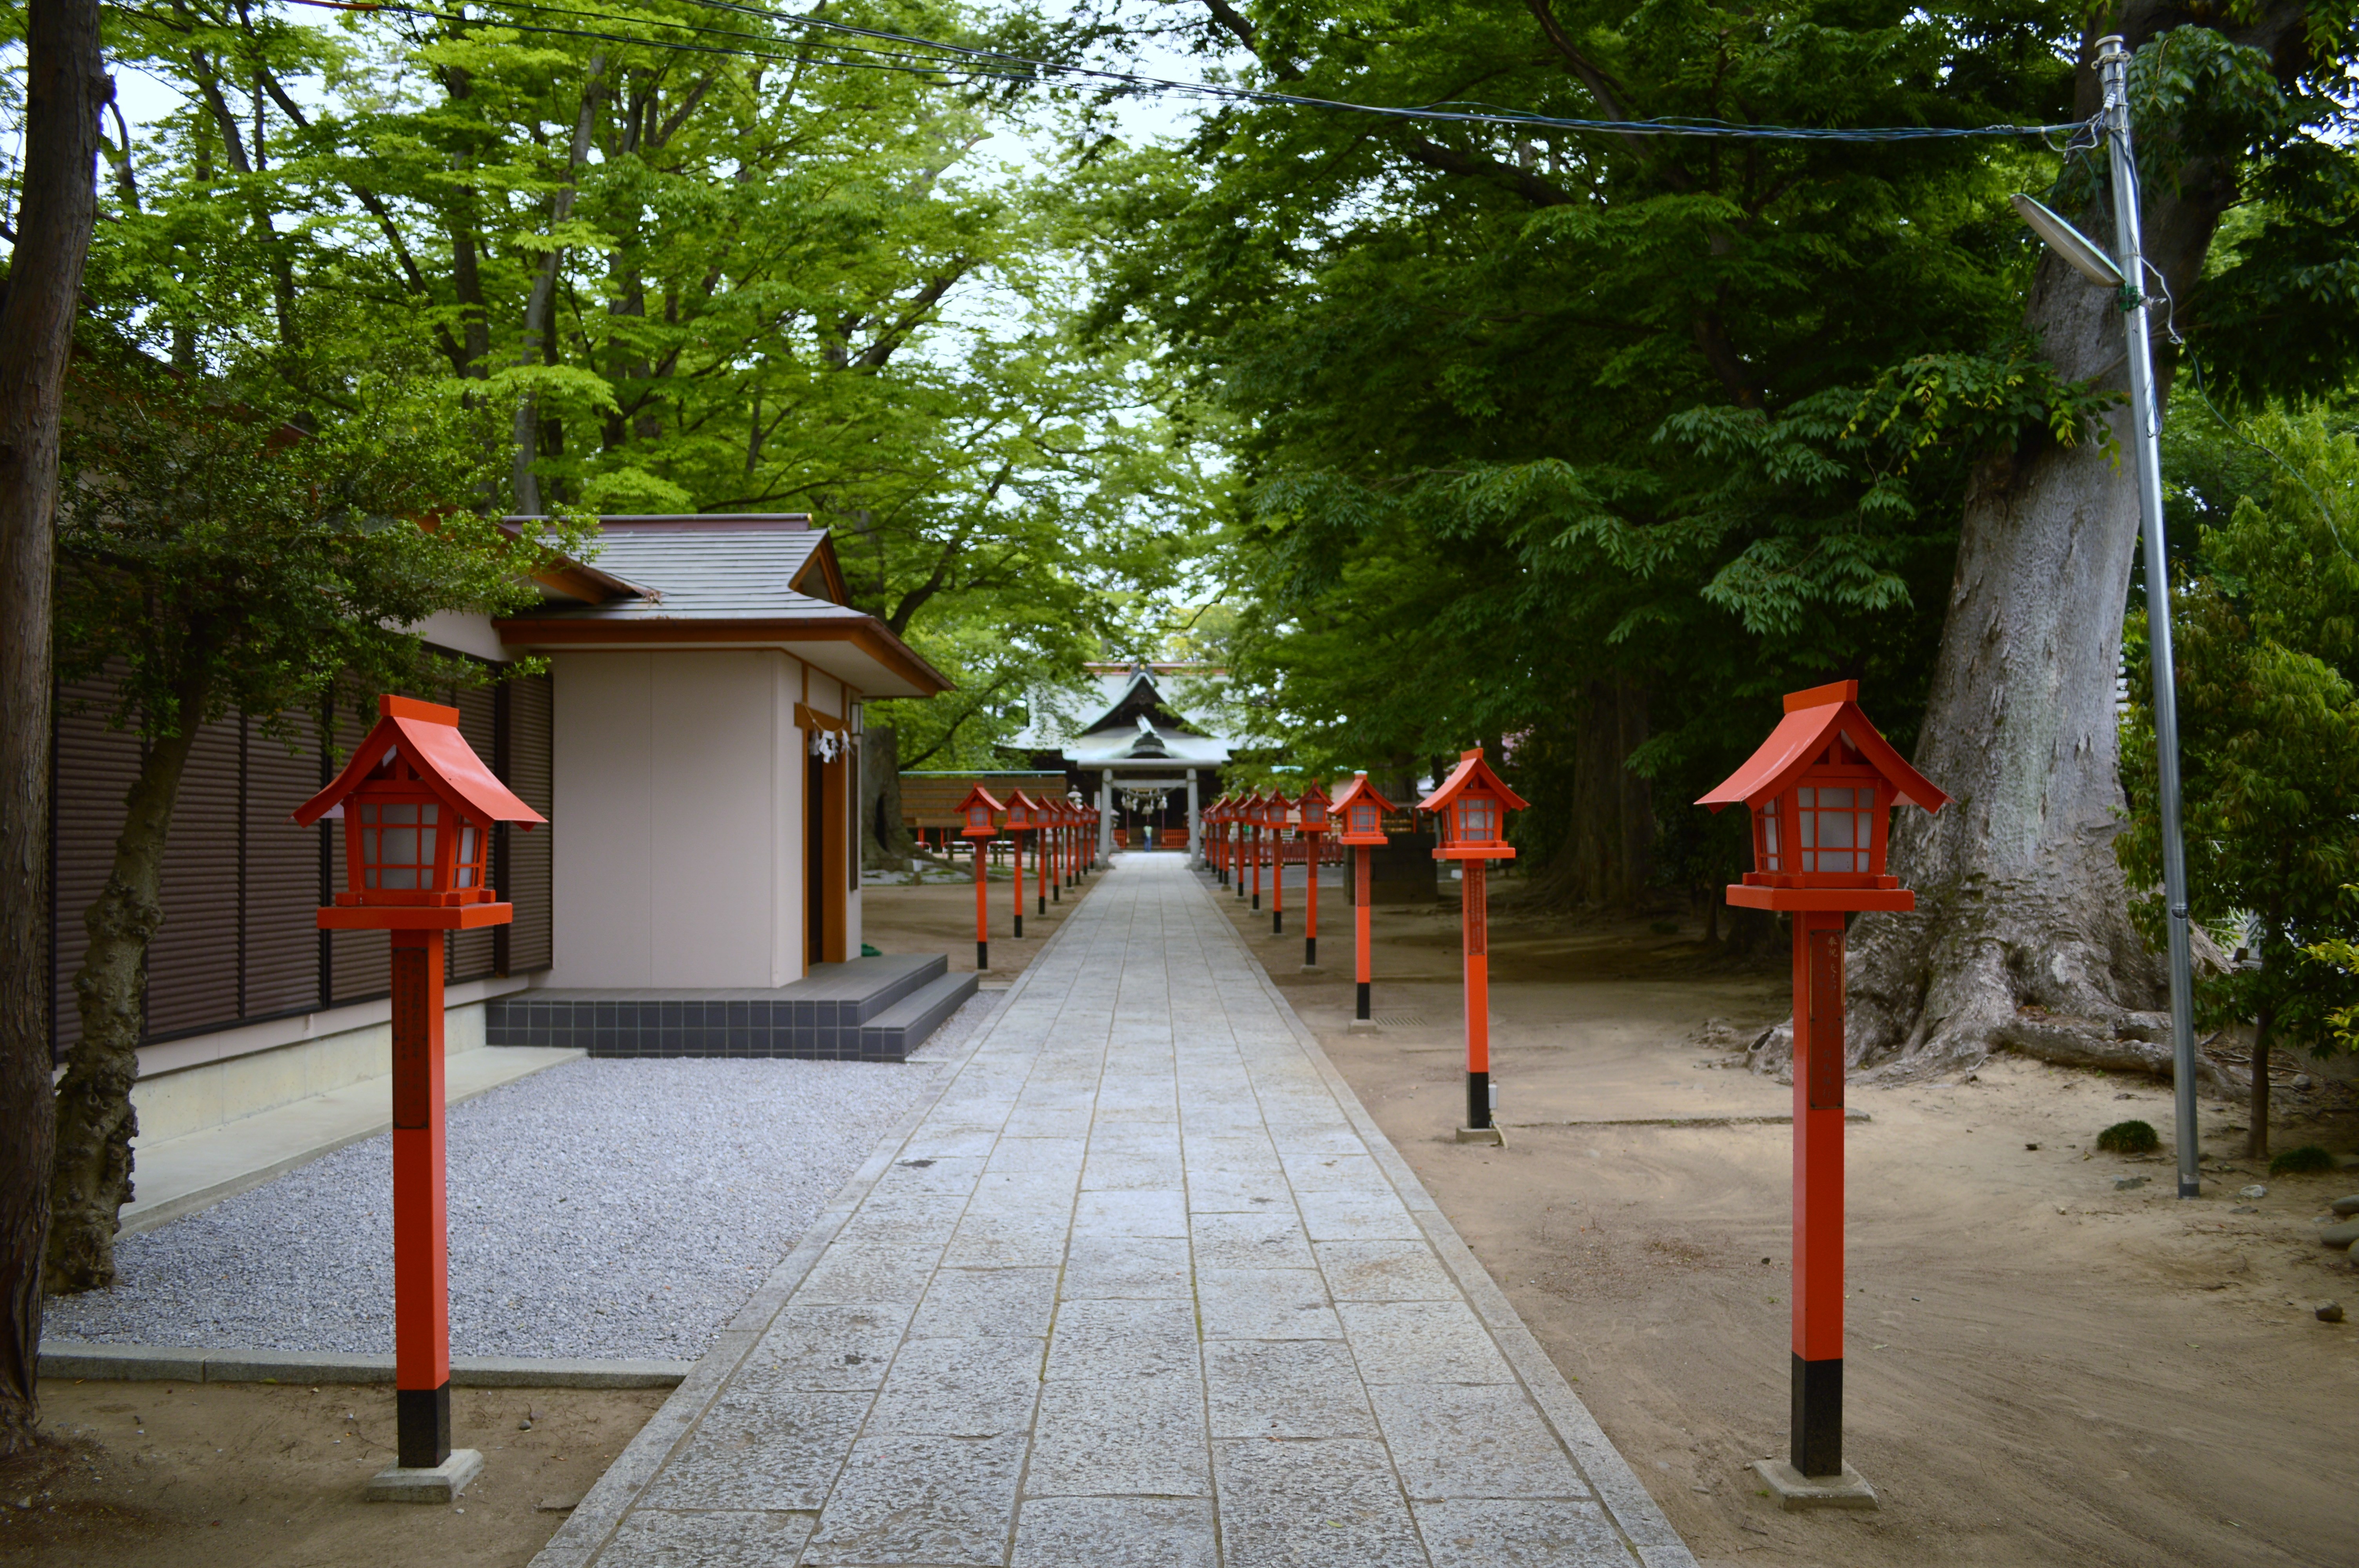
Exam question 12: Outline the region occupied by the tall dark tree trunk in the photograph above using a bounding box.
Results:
[0,0,107,1453]
[859,724,915,871]
[47,673,206,1294]
[511,56,604,514]
[1537,678,1652,906]
[1839,8,2315,1085]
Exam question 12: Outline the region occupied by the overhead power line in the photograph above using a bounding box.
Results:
[284,0,2099,144]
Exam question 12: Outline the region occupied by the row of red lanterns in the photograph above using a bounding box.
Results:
[948,786,1097,967]
[1190,686,1947,1502]
[1202,751,1530,1144]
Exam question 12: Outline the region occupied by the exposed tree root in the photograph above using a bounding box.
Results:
[1746,1008,2247,1098]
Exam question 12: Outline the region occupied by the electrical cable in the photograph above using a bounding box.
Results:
[280,0,2099,144]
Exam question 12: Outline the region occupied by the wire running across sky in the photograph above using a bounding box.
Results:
[284,0,2103,145]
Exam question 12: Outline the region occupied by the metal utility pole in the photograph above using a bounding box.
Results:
[2097,34,2202,1200]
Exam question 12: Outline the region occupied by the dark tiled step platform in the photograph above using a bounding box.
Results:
[485,954,974,1062]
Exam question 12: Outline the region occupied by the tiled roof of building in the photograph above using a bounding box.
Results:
[493,514,950,699]
[507,515,848,622]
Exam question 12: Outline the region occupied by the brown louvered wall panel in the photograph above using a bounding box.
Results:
[51,675,145,1060]
[504,673,554,974]
[326,688,389,1005]
[245,711,325,1020]
[446,681,500,982]
[49,655,548,1057]
[144,715,244,1039]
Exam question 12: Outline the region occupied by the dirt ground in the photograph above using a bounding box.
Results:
[861,848,1097,981]
[1217,862,2359,1567]
[1,1380,664,1568]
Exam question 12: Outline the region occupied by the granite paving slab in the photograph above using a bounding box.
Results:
[533,854,1696,1568]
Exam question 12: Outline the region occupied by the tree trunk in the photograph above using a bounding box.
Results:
[0,0,107,1454]
[2246,1002,2275,1161]
[46,678,206,1294]
[1835,9,2312,1085]
[859,724,915,871]
[1536,677,1652,906]
[511,56,604,514]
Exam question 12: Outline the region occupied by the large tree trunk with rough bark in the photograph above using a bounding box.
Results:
[1535,678,1654,907]
[46,675,205,1294]
[0,0,108,1454]
[1823,8,2315,1088]
[860,724,916,871]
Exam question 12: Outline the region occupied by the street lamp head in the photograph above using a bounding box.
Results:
[2009,193,2125,289]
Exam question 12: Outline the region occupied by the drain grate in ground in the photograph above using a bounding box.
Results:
[1370,1011,1430,1027]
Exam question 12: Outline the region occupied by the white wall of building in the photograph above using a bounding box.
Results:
[551,648,799,987]
[546,648,865,988]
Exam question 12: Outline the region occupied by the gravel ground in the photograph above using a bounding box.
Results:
[46,991,996,1361]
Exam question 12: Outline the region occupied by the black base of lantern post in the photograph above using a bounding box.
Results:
[977,940,989,971]
[1466,1070,1490,1131]
[1038,894,1046,915]
[1304,937,1316,967]
[397,1384,451,1471]
[1014,914,1024,938]
[1251,893,1260,911]
[1052,884,1060,902]
[1273,909,1283,936]
[1356,981,1370,1020]
[1791,1354,1843,1479]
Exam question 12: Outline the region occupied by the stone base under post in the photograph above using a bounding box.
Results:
[368,1449,483,1504]
[1750,1459,1877,1512]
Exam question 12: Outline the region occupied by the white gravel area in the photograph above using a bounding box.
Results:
[46,992,996,1361]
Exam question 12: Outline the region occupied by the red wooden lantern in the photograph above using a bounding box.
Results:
[1295,782,1331,969]
[957,784,1005,842]
[1236,791,1261,909]
[291,695,543,1495]
[1328,773,1395,1024]
[1422,749,1525,861]
[1417,750,1527,1138]
[1697,680,1946,1503]
[1005,790,1042,938]
[1703,680,1943,912]
[1258,788,1294,935]
[956,784,1005,971]
[1330,774,1392,846]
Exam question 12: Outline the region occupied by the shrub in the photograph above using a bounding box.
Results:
[2096,1120,2161,1155]
[2270,1145,2335,1176]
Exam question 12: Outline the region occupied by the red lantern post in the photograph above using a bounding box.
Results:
[1212,795,1233,885]
[1417,749,1526,1140]
[1296,781,1330,969]
[1699,680,1946,1504]
[292,696,543,1498]
[1244,791,1264,910]
[1263,791,1289,935]
[956,784,1005,970]
[1329,773,1394,1027]
[1005,790,1041,937]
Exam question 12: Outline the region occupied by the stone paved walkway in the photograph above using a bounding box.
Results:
[535,855,1695,1568]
